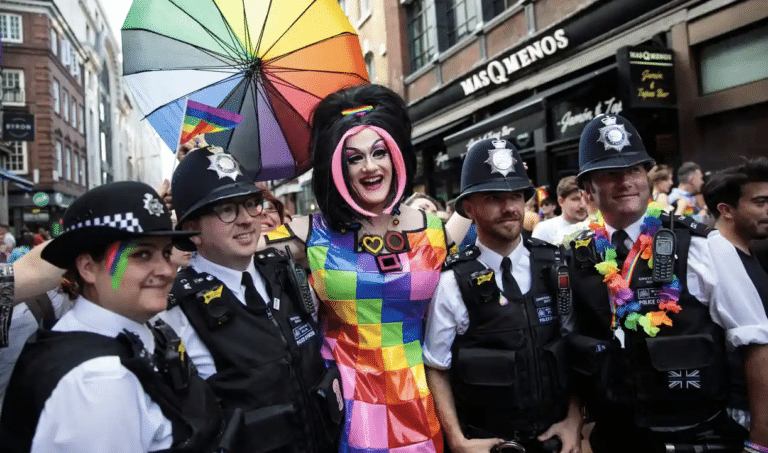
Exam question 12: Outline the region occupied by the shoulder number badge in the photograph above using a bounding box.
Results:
[207,149,242,181]
[597,116,631,152]
[485,139,517,177]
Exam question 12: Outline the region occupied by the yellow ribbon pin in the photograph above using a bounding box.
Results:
[574,239,591,249]
[203,285,223,304]
[475,271,494,285]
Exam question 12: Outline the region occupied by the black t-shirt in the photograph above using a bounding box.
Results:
[737,247,768,316]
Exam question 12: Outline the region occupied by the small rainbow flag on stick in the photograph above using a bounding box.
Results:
[178,99,243,146]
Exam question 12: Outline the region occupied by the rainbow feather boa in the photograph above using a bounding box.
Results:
[589,202,682,337]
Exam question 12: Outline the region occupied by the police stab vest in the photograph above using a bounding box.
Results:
[568,214,727,428]
[0,323,225,453]
[170,249,343,453]
[447,239,572,438]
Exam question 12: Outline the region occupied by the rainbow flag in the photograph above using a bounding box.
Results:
[179,100,243,145]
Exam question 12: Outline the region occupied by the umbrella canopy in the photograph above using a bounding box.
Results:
[122,0,368,181]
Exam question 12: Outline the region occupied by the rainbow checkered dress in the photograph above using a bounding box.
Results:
[307,213,447,453]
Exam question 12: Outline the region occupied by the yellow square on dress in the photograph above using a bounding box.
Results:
[382,344,408,370]
[358,323,382,348]
[426,228,444,247]
[324,299,358,324]
[411,362,430,397]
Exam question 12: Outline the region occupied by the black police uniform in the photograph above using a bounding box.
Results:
[440,138,573,452]
[169,148,342,453]
[0,323,226,453]
[169,250,342,453]
[446,241,571,451]
[570,115,746,453]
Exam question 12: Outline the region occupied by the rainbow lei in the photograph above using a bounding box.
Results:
[589,202,682,337]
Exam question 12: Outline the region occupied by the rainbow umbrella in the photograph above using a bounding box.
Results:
[122,0,368,181]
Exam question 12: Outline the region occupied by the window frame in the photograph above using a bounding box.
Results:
[0,13,23,44]
[55,140,63,180]
[1,69,25,107]
[442,0,479,48]
[407,0,438,73]
[62,90,70,122]
[5,142,28,174]
[52,79,60,114]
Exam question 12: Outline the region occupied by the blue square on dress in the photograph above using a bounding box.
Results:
[402,319,422,343]
[356,271,385,300]
[325,246,360,272]
[383,272,411,301]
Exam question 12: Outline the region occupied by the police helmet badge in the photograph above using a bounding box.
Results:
[143,193,165,217]
[485,139,517,177]
[207,148,242,181]
[597,116,632,152]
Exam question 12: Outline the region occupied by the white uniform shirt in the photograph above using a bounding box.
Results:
[603,217,768,347]
[532,215,586,245]
[32,297,174,453]
[159,253,271,379]
[423,240,532,370]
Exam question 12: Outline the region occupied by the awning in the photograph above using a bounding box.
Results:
[0,169,34,191]
[443,64,618,159]
[412,117,470,146]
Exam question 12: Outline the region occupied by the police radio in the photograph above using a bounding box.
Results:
[652,228,676,284]
[554,265,572,316]
[285,246,315,316]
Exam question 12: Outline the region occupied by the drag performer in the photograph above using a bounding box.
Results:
[266,84,447,453]
[0,182,225,452]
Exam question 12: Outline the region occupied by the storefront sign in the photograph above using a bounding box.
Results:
[460,30,569,96]
[548,72,623,142]
[445,110,545,158]
[32,192,49,207]
[618,46,676,108]
[2,112,34,142]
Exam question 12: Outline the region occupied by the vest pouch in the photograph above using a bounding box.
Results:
[241,403,299,452]
[311,365,345,450]
[454,347,530,411]
[567,334,629,405]
[642,334,718,403]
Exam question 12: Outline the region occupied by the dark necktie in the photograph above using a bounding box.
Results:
[500,257,523,301]
[241,271,265,308]
[612,230,631,268]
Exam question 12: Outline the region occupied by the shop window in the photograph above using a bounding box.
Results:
[365,52,376,83]
[1,69,25,106]
[52,79,60,114]
[0,14,22,43]
[699,24,768,95]
[6,142,27,174]
[443,0,478,47]
[407,0,437,72]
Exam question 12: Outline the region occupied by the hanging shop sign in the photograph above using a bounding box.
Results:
[2,112,34,142]
[617,46,676,108]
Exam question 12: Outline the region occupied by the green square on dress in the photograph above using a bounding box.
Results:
[427,213,442,230]
[404,340,423,367]
[324,270,357,300]
[356,299,382,324]
[307,246,329,272]
[381,322,403,347]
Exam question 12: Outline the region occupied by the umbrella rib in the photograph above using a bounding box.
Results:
[257,78,300,175]
[263,32,357,65]
[240,0,253,58]
[164,0,248,63]
[260,74,323,101]
[259,0,318,60]
[267,66,370,79]
[141,73,245,120]
[253,0,274,58]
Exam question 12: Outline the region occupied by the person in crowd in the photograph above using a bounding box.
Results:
[177,133,208,162]
[0,225,16,250]
[669,162,708,218]
[260,191,287,234]
[524,196,541,232]
[264,84,451,453]
[7,233,34,264]
[568,114,766,453]
[0,181,227,453]
[533,176,588,245]
[703,157,768,436]
[424,138,583,453]
[164,146,342,453]
[32,227,49,247]
[648,164,675,210]
[405,192,441,216]
[524,188,557,232]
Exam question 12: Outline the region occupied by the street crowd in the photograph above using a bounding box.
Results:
[0,83,766,453]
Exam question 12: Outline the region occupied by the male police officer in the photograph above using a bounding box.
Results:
[424,138,583,453]
[161,147,343,453]
[568,115,768,453]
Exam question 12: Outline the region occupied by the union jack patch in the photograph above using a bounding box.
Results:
[668,369,701,389]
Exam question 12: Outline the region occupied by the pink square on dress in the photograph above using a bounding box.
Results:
[348,400,389,449]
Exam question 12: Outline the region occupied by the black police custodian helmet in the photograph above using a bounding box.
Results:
[576,114,655,184]
[172,146,262,228]
[41,181,195,269]
[455,138,534,217]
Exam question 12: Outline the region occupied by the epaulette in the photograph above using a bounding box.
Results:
[670,214,710,237]
[254,247,288,264]
[525,236,559,248]
[172,267,220,298]
[443,246,481,270]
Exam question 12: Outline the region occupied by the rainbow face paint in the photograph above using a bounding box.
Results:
[105,240,138,290]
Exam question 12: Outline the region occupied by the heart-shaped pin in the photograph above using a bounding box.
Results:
[361,235,384,254]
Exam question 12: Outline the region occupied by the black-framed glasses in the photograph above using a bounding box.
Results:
[209,196,264,223]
